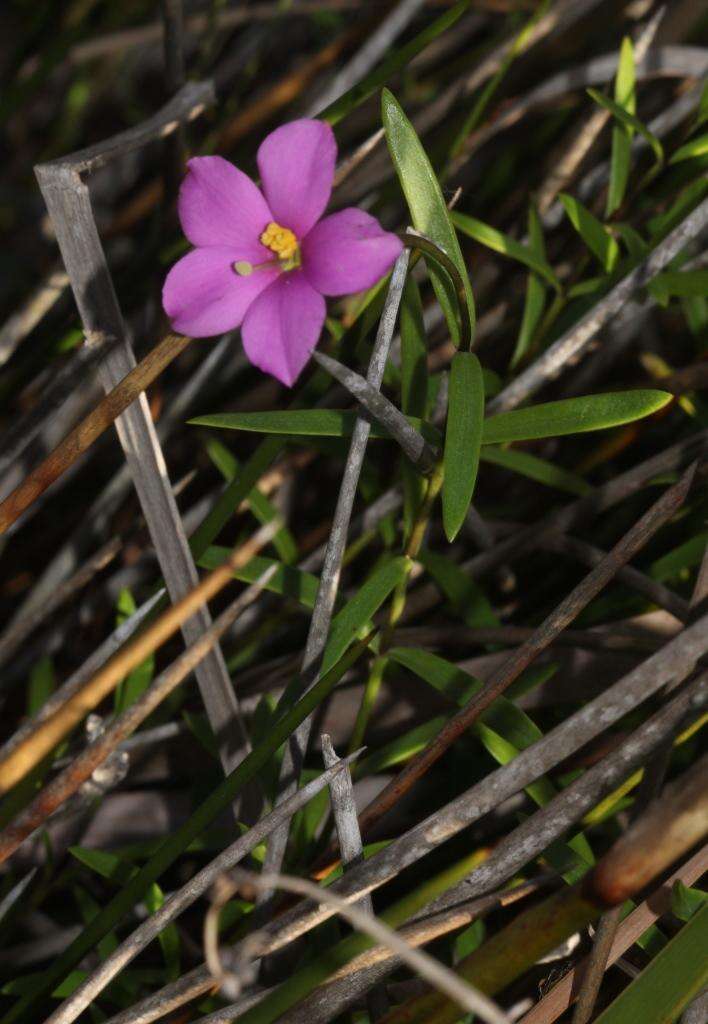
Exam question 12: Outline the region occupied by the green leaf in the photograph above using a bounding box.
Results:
[204,438,298,564]
[482,390,671,444]
[144,883,181,980]
[587,87,664,166]
[382,87,475,346]
[480,446,591,496]
[356,715,447,776]
[418,549,498,629]
[648,269,708,302]
[27,657,54,716]
[511,204,547,368]
[593,904,708,1024]
[190,408,442,447]
[321,556,409,674]
[614,222,649,260]
[197,390,671,449]
[559,193,620,272]
[319,1,469,126]
[650,532,708,583]
[671,881,707,922]
[669,131,708,164]
[400,274,428,419]
[451,211,560,290]
[606,36,635,216]
[71,848,180,979]
[198,548,320,609]
[388,647,595,866]
[442,352,485,541]
[115,589,154,713]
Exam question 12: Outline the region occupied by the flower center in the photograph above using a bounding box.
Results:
[232,222,301,278]
[260,222,300,264]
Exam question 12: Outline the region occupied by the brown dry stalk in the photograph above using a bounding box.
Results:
[382,752,708,1024]
[0,333,190,536]
[518,843,708,1024]
[0,560,280,865]
[352,465,695,842]
[588,750,708,906]
[0,520,276,795]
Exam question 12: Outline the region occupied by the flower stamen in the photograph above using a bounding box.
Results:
[261,221,300,264]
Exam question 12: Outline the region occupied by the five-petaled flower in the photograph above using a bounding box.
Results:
[163,119,403,386]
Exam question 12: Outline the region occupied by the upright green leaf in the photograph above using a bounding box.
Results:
[511,203,547,368]
[27,657,54,716]
[114,589,154,713]
[587,87,664,167]
[594,904,708,1024]
[442,352,485,541]
[205,438,298,564]
[482,390,671,444]
[607,36,636,216]
[400,274,428,418]
[559,193,620,272]
[382,88,475,345]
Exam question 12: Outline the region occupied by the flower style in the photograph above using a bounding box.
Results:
[163,119,403,386]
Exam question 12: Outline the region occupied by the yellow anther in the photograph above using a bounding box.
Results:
[260,221,299,261]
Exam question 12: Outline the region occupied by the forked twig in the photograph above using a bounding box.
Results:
[204,868,513,1024]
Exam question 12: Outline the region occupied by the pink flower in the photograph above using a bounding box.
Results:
[163,119,403,386]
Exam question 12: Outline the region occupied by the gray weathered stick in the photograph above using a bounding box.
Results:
[489,197,708,412]
[105,610,708,1024]
[262,248,410,889]
[34,82,253,785]
[43,753,364,1024]
[323,734,389,1019]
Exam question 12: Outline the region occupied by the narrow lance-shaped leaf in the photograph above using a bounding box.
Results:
[480,445,591,497]
[382,87,475,346]
[593,904,708,1024]
[400,274,429,535]
[587,86,664,167]
[482,389,672,444]
[451,210,560,290]
[195,390,671,446]
[511,202,547,369]
[669,132,708,164]
[442,352,485,541]
[648,269,708,302]
[559,192,620,272]
[321,556,410,673]
[606,36,636,216]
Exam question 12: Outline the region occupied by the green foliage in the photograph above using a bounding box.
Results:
[594,905,708,1024]
[382,88,475,346]
[442,352,484,541]
[559,193,619,271]
[606,36,636,216]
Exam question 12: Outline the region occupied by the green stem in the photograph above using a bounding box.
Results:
[350,462,445,751]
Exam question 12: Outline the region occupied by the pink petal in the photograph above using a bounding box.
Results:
[163,247,280,337]
[301,208,403,296]
[241,271,326,386]
[257,120,336,239]
[178,156,273,259]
